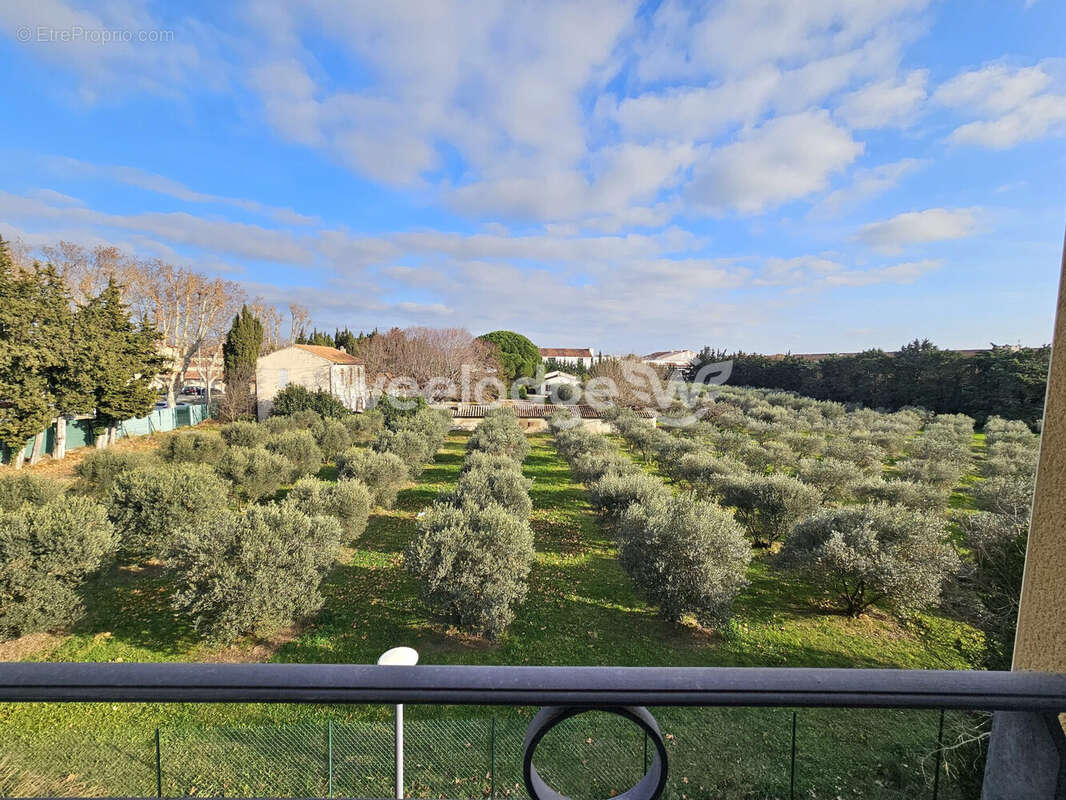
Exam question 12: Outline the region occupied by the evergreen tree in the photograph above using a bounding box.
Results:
[222,305,263,386]
[334,327,359,353]
[0,243,54,463]
[81,278,165,432]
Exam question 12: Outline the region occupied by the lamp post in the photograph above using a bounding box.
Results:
[378,647,419,799]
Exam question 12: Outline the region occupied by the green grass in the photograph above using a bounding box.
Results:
[0,432,985,798]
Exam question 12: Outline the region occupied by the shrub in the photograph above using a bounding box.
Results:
[344,409,385,440]
[570,450,637,484]
[284,477,371,543]
[312,418,353,461]
[108,463,232,561]
[264,430,323,478]
[553,428,612,462]
[335,447,409,508]
[375,429,432,477]
[448,464,532,519]
[853,478,950,513]
[0,473,66,511]
[895,458,965,489]
[618,493,751,626]
[74,449,156,496]
[460,450,527,476]
[0,497,118,638]
[216,447,294,503]
[959,510,1029,669]
[378,394,429,431]
[588,471,669,518]
[972,475,1035,519]
[779,504,959,615]
[671,451,747,489]
[797,457,859,502]
[396,408,452,452]
[824,438,885,474]
[467,409,530,463]
[715,473,821,547]
[169,504,344,643]
[220,421,267,448]
[160,431,226,464]
[405,501,534,639]
[271,384,349,418]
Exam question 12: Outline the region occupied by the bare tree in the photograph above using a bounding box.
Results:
[248,297,284,354]
[288,303,310,344]
[41,242,134,304]
[131,260,245,407]
[359,327,498,399]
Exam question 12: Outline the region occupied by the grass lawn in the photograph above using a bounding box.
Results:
[0,432,984,798]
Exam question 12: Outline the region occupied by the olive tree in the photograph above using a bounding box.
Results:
[797,457,859,503]
[160,431,226,464]
[466,408,529,463]
[0,496,118,638]
[220,420,267,448]
[447,463,532,519]
[335,447,409,508]
[715,472,821,547]
[216,446,294,503]
[618,493,751,626]
[0,473,66,511]
[264,430,323,479]
[169,504,343,643]
[588,471,669,519]
[284,477,371,543]
[779,504,959,616]
[108,463,232,560]
[405,501,534,639]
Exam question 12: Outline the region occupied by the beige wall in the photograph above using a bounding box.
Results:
[1011,237,1066,672]
[255,348,367,420]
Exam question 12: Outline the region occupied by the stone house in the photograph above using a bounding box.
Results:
[539,347,595,368]
[255,344,368,420]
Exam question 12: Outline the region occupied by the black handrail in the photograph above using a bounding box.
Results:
[1,663,1065,711]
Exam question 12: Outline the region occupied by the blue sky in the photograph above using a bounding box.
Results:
[0,0,1063,354]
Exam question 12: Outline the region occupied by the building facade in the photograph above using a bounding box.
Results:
[539,347,595,368]
[255,344,367,420]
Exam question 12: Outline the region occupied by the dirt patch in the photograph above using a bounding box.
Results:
[8,433,171,481]
[0,631,64,662]
[197,625,301,663]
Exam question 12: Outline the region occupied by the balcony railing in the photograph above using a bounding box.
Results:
[1,663,1064,799]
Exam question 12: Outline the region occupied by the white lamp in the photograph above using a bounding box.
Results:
[378,647,419,799]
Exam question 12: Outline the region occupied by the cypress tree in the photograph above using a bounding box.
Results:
[223,305,263,386]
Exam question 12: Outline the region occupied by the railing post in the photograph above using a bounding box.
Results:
[789,711,797,800]
[328,719,334,798]
[490,717,496,800]
[932,709,944,800]
[154,727,162,799]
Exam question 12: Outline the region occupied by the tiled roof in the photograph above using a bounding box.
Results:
[539,347,593,358]
[294,344,363,365]
[452,403,654,419]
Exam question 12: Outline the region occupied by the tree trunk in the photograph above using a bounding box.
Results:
[28,430,46,465]
[55,416,67,460]
[95,432,107,449]
[108,426,118,446]
[167,374,178,408]
[12,449,26,470]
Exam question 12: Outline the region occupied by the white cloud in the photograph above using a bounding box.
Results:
[856,208,979,253]
[934,62,1066,148]
[836,70,928,128]
[48,156,320,225]
[823,259,942,286]
[810,158,926,217]
[686,111,863,214]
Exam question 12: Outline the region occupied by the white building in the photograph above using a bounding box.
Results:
[642,349,697,368]
[539,347,595,368]
[539,370,580,397]
[255,344,368,420]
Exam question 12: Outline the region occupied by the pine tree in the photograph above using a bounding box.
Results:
[0,241,54,465]
[81,278,165,439]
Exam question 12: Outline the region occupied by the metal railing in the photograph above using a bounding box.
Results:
[1,663,1064,799]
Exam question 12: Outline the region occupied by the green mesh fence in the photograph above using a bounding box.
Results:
[0,707,981,799]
